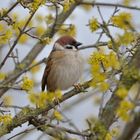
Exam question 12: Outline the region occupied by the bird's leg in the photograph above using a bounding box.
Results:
[54,95,61,107]
[73,83,85,92]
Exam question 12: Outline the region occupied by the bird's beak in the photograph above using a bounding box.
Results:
[76,42,82,46]
[75,42,82,49]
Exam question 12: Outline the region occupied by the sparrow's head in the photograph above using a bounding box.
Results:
[53,35,82,51]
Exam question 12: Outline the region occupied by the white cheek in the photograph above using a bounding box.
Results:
[54,43,64,50]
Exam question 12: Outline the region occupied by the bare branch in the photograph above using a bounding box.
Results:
[80,1,140,11]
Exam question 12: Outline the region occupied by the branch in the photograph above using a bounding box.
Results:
[0,79,92,137]
[0,1,19,20]
[80,1,140,11]
[79,42,108,50]
[99,37,140,129]
[0,9,37,69]
[117,112,140,140]
[30,118,89,138]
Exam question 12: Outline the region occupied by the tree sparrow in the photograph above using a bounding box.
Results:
[41,35,84,92]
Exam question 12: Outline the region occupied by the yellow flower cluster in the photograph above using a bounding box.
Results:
[28,90,62,108]
[0,29,12,45]
[105,133,112,140]
[46,14,54,25]
[111,12,132,30]
[110,127,119,137]
[116,31,135,46]
[58,24,76,37]
[117,100,134,121]
[0,114,12,125]
[19,34,29,44]
[21,76,34,91]
[12,18,30,44]
[0,72,6,81]
[41,37,52,45]
[53,110,63,121]
[123,0,132,5]
[89,18,100,32]
[28,0,46,11]
[89,51,120,92]
[116,87,128,99]
[81,4,92,12]
[105,127,119,140]
[63,0,75,12]
[35,26,45,36]
[35,14,44,23]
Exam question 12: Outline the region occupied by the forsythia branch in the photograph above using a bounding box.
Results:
[0,79,92,137]
[99,37,140,129]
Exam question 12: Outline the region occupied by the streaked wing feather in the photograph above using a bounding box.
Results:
[41,51,65,91]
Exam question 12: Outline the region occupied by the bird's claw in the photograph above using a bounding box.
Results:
[73,84,86,92]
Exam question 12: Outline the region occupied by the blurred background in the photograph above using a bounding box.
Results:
[0,0,140,139]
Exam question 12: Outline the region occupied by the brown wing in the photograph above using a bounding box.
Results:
[41,51,66,91]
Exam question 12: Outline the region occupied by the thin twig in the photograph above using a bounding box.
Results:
[0,9,37,70]
[80,2,140,11]
[0,1,19,20]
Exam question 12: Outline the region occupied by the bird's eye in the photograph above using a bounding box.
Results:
[65,45,73,49]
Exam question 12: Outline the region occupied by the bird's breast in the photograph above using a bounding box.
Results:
[50,51,84,90]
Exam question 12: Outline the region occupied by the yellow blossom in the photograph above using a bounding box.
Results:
[29,0,46,11]
[21,76,34,91]
[28,92,47,108]
[35,26,45,36]
[108,52,120,70]
[110,127,120,137]
[28,91,62,108]
[46,14,54,25]
[105,133,112,140]
[18,63,25,70]
[28,90,62,107]
[0,114,12,124]
[35,14,44,22]
[0,29,12,45]
[111,12,132,30]
[55,90,62,100]
[54,110,63,121]
[41,37,52,45]
[58,24,76,37]
[89,51,120,70]
[117,100,134,121]
[28,92,38,105]
[117,31,135,46]
[37,92,49,108]
[81,4,92,12]
[63,0,74,12]
[99,82,109,92]
[116,87,128,99]
[89,18,100,32]
[123,0,132,5]
[2,96,13,106]
[0,23,4,32]
[89,51,120,92]
[0,72,7,81]
[19,34,29,44]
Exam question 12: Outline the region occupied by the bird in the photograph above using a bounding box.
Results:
[41,35,84,92]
